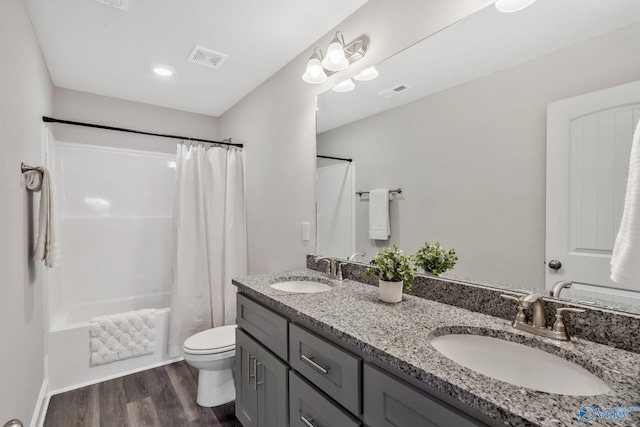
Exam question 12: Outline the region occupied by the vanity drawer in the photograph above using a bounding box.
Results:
[289,371,361,427]
[237,293,288,361]
[363,363,483,427]
[289,323,361,415]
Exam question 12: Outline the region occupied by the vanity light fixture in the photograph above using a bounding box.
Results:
[301,32,370,84]
[353,66,379,82]
[332,78,356,93]
[495,0,537,13]
[302,48,328,84]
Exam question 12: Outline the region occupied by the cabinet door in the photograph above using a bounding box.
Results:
[236,329,259,427]
[289,371,361,427]
[363,363,484,427]
[257,345,289,427]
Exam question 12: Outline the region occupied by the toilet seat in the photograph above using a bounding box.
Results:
[183,325,236,355]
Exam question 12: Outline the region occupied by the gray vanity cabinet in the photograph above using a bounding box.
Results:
[289,371,362,427]
[363,363,483,427]
[236,328,289,427]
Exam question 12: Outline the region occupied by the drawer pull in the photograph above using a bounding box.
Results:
[300,415,316,427]
[301,354,329,374]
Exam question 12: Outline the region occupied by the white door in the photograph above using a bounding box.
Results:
[316,160,355,258]
[546,80,640,294]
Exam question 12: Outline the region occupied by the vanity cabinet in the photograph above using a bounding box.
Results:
[363,363,482,427]
[236,293,492,427]
[236,328,289,427]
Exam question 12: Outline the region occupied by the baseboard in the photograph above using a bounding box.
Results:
[47,356,183,397]
[30,378,49,427]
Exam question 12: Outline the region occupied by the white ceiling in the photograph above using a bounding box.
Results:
[25,0,368,117]
[317,0,640,133]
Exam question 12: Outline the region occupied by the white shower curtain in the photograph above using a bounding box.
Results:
[168,143,246,357]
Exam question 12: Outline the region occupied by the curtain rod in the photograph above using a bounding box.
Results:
[317,155,352,162]
[42,116,243,148]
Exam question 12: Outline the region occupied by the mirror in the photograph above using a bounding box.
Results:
[316,0,640,313]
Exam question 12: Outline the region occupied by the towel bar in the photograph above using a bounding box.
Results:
[356,188,402,196]
[21,162,40,173]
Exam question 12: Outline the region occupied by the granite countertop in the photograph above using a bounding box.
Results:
[233,269,640,427]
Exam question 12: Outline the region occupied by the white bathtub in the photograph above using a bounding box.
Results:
[47,292,181,393]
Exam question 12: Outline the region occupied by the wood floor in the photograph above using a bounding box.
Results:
[44,361,241,427]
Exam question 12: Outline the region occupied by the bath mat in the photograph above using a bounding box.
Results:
[89,309,156,366]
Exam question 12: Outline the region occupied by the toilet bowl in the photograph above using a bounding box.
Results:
[183,324,237,407]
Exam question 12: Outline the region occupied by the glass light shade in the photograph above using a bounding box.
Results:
[495,0,536,13]
[353,66,379,81]
[302,55,327,84]
[322,38,349,72]
[332,78,355,93]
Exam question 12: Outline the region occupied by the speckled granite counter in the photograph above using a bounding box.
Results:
[233,269,640,427]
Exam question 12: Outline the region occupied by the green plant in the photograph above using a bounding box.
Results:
[365,244,417,291]
[414,241,458,276]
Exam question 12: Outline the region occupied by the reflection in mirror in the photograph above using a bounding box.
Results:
[316,0,640,313]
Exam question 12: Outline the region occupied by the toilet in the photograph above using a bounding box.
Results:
[183,325,237,407]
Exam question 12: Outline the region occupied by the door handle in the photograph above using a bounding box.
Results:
[248,353,256,384]
[548,259,562,270]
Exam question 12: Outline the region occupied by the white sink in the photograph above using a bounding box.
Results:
[270,280,333,294]
[430,334,610,396]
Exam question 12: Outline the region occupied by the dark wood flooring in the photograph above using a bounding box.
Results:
[44,361,241,427]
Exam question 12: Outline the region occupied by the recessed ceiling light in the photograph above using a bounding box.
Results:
[153,67,173,77]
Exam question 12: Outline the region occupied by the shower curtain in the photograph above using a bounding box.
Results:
[168,143,246,357]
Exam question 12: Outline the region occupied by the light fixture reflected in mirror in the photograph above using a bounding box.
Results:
[353,66,379,81]
[495,0,536,13]
[332,78,355,93]
[301,32,369,84]
[302,48,328,84]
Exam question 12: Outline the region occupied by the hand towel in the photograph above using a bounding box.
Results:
[369,188,391,240]
[611,120,640,288]
[24,166,60,268]
[90,309,156,366]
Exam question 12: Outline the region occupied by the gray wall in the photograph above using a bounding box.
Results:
[0,0,53,424]
[317,23,640,289]
[53,87,220,154]
[219,0,494,275]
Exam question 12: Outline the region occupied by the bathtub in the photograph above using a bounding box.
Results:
[47,292,181,393]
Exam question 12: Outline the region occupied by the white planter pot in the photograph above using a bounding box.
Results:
[378,279,403,303]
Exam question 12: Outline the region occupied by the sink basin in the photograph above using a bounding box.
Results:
[431,334,610,396]
[270,280,333,294]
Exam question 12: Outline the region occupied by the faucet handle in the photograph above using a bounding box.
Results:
[552,307,586,339]
[500,294,527,323]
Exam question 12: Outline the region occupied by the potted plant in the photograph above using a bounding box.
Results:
[414,241,458,276]
[366,245,417,303]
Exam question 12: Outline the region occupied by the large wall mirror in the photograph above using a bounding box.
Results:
[316,0,640,313]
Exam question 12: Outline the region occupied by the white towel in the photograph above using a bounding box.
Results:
[369,188,391,240]
[24,166,60,268]
[89,309,156,366]
[611,120,640,287]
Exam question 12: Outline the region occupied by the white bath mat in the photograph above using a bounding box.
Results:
[89,309,156,366]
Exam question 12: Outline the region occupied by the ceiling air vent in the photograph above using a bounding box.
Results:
[95,0,129,11]
[187,46,229,69]
[378,84,412,98]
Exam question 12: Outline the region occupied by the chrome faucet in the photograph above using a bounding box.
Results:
[550,280,572,297]
[501,292,585,341]
[348,252,366,261]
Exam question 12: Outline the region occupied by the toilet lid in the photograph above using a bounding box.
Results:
[183,325,236,355]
